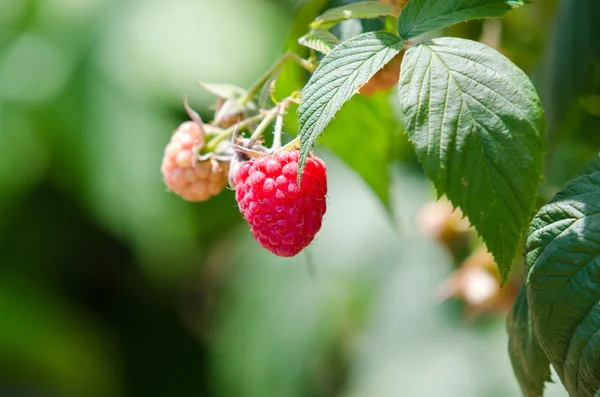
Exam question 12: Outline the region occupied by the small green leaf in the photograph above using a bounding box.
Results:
[320,93,396,209]
[397,0,525,40]
[398,37,546,281]
[258,70,279,108]
[214,98,247,123]
[298,29,340,54]
[197,84,257,124]
[311,1,396,30]
[298,31,402,179]
[196,82,247,99]
[507,286,552,397]
[525,171,600,396]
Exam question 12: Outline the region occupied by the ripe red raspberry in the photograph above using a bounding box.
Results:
[161,121,229,202]
[235,150,327,257]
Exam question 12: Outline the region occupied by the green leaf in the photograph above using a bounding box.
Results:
[540,0,600,135]
[507,286,552,397]
[298,29,340,54]
[398,37,546,281]
[524,171,600,396]
[311,1,396,30]
[258,70,279,108]
[196,83,258,125]
[320,93,396,209]
[274,0,328,131]
[213,98,258,125]
[298,31,402,178]
[397,0,525,40]
[196,82,247,99]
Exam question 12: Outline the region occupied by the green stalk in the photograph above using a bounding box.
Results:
[240,51,315,105]
[204,113,265,152]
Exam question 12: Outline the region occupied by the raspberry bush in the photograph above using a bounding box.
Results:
[160,1,600,395]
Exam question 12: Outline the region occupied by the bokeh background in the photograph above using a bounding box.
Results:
[1,0,598,396]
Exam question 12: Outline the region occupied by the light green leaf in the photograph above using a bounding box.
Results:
[398,37,546,281]
[214,98,258,124]
[196,83,257,125]
[397,0,525,40]
[196,82,247,99]
[258,70,279,108]
[321,93,396,209]
[298,31,402,178]
[298,29,340,54]
[507,286,552,397]
[311,1,396,30]
[525,171,600,396]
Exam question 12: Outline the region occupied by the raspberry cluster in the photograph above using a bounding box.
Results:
[161,121,229,202]
[234,150,327,257]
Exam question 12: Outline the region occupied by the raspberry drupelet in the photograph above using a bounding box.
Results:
[234,150,327,257]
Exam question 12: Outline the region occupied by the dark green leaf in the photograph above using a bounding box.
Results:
[398,37,546,281]
[540,0,600,137]
[298,29,340,54]
[312,1,396,30]
[276,0,328,132]
[397,0,525,40]
[507,286,552,397]
[298,31,402,178]
[320,93,396,209]
[525,171,600,396]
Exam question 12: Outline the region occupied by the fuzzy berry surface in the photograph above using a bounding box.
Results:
[161,121,229,202]
[235,150,327,257]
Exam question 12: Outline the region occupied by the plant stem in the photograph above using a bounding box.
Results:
[240,51,315,105]
[247,107,279,147]
[205,95,297,153]
[204,113,265,152]
[272,105,285,152]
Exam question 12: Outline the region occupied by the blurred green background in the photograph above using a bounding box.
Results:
[1,0,598,396]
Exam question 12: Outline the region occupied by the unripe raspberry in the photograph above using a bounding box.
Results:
[161,121,229,202]
[436,246,520,317]
[378,0,409,15]
[417,199,471,246]
[359,52,403,96]
[235,150,327,257]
